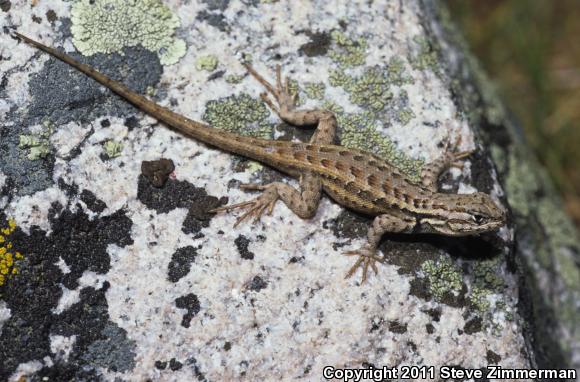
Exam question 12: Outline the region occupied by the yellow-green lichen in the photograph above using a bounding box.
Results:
[195,55,219,72]
[303,82,326,100]
[328,58,415,122]
[225,74,244,84]
[410,36,440,74]
[19,135,50,160]
[203,94,273,139]
[103,140,123,158]
[70,0,187,65]
[328,30,368,67]
[0,219,23,288]
[421,257,464,301]
[468,286,491,312]
[18,120,54,160]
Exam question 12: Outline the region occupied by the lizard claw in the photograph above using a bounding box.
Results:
[343,246,383,283]
[209,183,278,227]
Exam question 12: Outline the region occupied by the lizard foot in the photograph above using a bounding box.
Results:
[209,183,278,227]
[343,246,383,283]
[243,63,297,117]
[443,133,475,169]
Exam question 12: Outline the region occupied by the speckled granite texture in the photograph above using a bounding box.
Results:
[0,0,562,380]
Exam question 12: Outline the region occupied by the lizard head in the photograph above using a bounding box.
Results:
[420,192,506,236]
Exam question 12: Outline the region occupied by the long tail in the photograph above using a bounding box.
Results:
[12,31,275,161]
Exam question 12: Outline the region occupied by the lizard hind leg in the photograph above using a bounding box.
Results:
[243,63,337,140]
[209,183,279,227]
[210,173,323,227]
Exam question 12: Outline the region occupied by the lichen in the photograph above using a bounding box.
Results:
[70,0,187,65]
[303,82,326,100]
[0,219,23,288]
[225,74,244,84]
[536,198,580,290]
[473,257,505,292]
[328,30,368,67]
[328,59,415,123]
[421,257,464,301]
[18,120,53,160]
[103,140,123,158]
[468,286,491,312]
[203,94,273,139]
[410,36,440,74]
[195,55,218,71]
[504,151,539,216]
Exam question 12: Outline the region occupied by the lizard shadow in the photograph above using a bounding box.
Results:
[379,231,503,263]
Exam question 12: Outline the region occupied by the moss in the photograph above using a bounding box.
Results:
[195,55,218,71]
[103,140,123,158]
[328,30,368,67]
[70,0,186,65]
[203,93,273,139]
[0,218,23,288]
[421,257,463,301]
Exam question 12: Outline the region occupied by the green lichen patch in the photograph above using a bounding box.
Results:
[225,74,244,84]
[410,36,440,74]
[328,59,415,124]
[203,93,273,139]
[303,82,326,100]
[70,0,187,65]
[468,286,491,313]
[473,256,505,292]
[18,120,54,160]
[103,140,123,158]
[328,30,368,68]
[421,257,464,302]
[195,55,219,72]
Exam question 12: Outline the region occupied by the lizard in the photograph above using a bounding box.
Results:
[11,31,506,282]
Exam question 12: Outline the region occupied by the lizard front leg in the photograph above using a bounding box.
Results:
[212,64,337,225]
[344,213,416,283]
[420,134,474,192]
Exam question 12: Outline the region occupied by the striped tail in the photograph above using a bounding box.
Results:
[12,31,274,161]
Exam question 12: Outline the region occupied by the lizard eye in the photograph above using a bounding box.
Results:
[473,214,486,224]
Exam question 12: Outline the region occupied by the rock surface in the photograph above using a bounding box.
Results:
[0,0,575,380]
